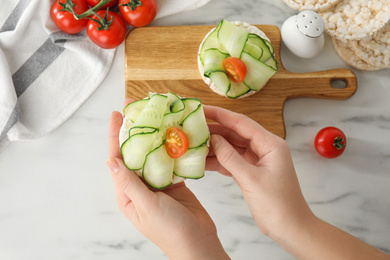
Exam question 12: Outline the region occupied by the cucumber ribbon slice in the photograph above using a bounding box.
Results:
[121,92,210,189]
[199,19,278,98]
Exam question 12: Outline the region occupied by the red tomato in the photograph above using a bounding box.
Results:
[119,0,157,27]
[314,127,347,158]
[86,10,127,49]
[50,0,89,34]
[85,0,118,9]
[165,127,189,159]
[223,57,247,83]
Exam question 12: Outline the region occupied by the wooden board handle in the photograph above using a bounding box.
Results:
[279,68,357,100]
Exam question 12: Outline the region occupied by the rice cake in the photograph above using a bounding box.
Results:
[320,0,390,41]
[198,21,273,98]
[332,38,387,71]
[282,0,340,12]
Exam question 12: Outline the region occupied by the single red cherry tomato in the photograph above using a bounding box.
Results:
[223,57,247,83]
[85,0,118,9]
[314,127,347,158]
[165,127,189,159]
[50,0,89,34]
[86,10,127,49]
[119,0,157,27]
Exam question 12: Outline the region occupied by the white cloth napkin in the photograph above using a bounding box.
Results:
[0,0,211,152]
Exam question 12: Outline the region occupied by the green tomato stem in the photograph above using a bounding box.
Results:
[61,0,113,20]
[333,137,345,150]
[119,0,143,11]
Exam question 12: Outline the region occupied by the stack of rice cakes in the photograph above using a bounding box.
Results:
[282,0,390,71]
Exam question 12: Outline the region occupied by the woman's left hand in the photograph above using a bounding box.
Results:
[107,99,229,260]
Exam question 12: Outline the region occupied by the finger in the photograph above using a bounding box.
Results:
[207,141,246,157]
[205,156,232,177]
[107,158,155,209]
[210,134,256,177]
[208,123,248,148]
[109,111,124,159]
[204,105,274,144]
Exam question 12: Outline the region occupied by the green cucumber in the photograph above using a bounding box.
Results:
[217,20,248,58]
[228,81,251,99]
[182,103,209,147]
[182,98,201,120]
[264,39,275,54]
[247,34,273,62]
[123,99,149,123]
[132,94,167,129]
[241,52,277,91]
[203,48,229,77]
[143,143,174,189]
[121,92,210,188]
[174,145,208,179]
[209,71,251,99]
[162,92,185,131]
[198,20,278,98]
[243,42,263,60]
[199,23,228,65]
[264,56,278,71]
[129,127,156,136]
[167,92,184,113]
[208,71,230,95]
[121,130,158,170]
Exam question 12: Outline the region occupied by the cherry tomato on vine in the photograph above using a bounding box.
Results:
[119,0,157,27]
[86,10,127,49]
[51,0,89,34]
[223,57,247,83]
[314,127,347,158]
[165,127,189,159]
[85,0,118,9]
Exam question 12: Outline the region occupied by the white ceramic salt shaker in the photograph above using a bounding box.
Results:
[281,10,325,58]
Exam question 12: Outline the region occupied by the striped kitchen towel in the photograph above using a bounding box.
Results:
[0,0,211,152]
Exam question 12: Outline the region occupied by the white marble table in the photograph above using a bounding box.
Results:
[1,0,389,259]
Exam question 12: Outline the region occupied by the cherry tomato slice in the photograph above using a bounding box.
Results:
[223,57,247,83]
[119,0,157,27]
[50,0,89,34]
[314,127,347,158]
[165,127,189,159]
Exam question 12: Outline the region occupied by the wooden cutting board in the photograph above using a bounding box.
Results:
[125,25,357,139]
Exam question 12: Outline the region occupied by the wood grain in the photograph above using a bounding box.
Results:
[125,25,357,139]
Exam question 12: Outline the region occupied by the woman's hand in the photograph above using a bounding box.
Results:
[204,105,314,239]
[107,100,229,260]
[204,105,390,260]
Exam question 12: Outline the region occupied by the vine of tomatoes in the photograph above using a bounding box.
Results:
[50,0,158,49]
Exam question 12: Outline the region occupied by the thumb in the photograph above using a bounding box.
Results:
[211,134,249,177]
[107,157,154,206]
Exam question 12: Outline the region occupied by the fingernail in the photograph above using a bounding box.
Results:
[106,158,119,173]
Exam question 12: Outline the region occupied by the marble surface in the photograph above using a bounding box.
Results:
[1,0,390,259]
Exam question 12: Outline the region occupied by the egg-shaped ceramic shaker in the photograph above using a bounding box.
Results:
[281,10,325,58]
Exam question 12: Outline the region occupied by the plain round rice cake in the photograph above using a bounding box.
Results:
[332,38,387,71]
[368,21,390,45]
[320,0,390,41]
[282,0,340,12]
[350,27,390,69]
[197,21,273,99]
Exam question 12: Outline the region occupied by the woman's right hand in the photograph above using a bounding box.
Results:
[204,105,314,239]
